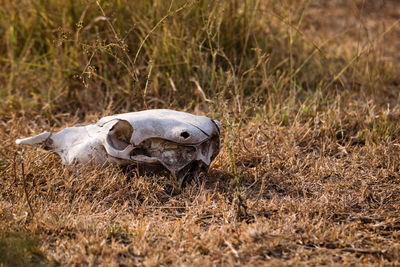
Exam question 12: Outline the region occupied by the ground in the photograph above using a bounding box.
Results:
[0,0,400,266]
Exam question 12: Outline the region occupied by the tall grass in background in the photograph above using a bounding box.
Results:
[0,0,398,135]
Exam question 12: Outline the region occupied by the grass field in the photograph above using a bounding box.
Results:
[1,0,400,265]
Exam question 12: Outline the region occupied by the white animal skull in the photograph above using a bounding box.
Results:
[16,109,221,182]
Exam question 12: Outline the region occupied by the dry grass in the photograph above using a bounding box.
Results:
[1,0,400,265]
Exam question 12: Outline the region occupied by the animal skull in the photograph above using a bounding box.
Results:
[16,109,221,182]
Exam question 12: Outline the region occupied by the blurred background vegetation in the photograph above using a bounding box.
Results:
[0,0,399,135]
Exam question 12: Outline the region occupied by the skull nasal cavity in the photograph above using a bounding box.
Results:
[180,131,190,139]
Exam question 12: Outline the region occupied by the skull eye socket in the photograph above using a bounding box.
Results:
[107,120,133,150]
[180,131,190,139]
